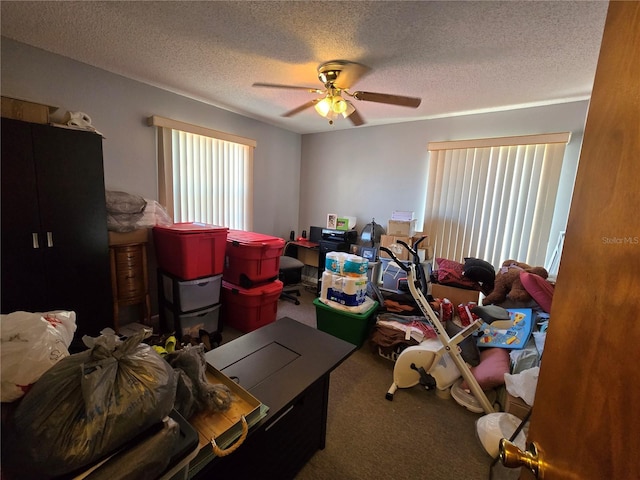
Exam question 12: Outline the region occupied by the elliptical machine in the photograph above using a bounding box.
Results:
[380,239,495,414]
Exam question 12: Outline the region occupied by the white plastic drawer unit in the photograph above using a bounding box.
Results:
[162,272,222,312]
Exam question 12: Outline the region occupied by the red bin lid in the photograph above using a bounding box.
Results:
[222,279,283,295]
[154,222,228,234]
[227,229,285,246]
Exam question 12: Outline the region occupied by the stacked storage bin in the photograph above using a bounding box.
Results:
[315,252,379,347]
[152,222,228,339]
[221,230,285,333]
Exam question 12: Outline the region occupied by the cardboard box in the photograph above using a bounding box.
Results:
[297,246,319,267]
[1,96,54,124]
[387,219,417,236]
[391,210,415,221]
[505,393,532,420]
[417,246,433,262]
[430,283,480,306]
[412,233,429,250]
[380,235,433,262]
[380,234,413,260]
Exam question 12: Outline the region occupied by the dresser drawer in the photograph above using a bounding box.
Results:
[116,268,145,298]
[114,244,144,268]
[110,243,148,300]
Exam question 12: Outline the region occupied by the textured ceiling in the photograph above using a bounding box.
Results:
[1,1,608,134]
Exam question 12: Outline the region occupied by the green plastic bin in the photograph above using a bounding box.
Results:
[313,298,379,347]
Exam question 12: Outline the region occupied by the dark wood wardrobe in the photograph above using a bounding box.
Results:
[1,117,113,347]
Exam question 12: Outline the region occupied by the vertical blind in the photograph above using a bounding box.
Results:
[149,116,255,231]
[424,133,570,268]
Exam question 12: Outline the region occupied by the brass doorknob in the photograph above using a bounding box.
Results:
[499,438,544,478]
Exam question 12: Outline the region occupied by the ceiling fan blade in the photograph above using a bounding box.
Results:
[347,108,365,126]
[333,62,371,90]
[352,91,422,108]
[282,99,320,117]
[252,82,323,94]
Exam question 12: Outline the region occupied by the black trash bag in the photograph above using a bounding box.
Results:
[172,367,198,419]
[84,415,180,480]
[7,329,177,478]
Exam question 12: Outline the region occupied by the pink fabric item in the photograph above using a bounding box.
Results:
[436,258,479,289]
[520,271,554,313]
[461,347,510,391]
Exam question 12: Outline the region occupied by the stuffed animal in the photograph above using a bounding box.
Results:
[482,260,548,305]
[463,257,496,294]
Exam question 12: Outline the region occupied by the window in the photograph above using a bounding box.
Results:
[148,115,256,230]
[424,133,571,268]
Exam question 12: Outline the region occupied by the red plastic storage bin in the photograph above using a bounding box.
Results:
[153,223,228,280]
[221,280,283,333]
[223,230,286,288]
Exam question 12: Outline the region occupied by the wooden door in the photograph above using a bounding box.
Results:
[515,2,640,478]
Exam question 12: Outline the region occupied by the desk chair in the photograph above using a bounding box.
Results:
[279,255,305,305]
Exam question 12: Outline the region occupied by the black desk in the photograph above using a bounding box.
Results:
[190,317,355,479]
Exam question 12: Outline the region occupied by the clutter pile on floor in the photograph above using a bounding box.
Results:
[145,329,223,355]
[1,322,234,479]
[369,255,554,458]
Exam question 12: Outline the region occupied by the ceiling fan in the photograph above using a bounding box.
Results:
[252,60,422,126]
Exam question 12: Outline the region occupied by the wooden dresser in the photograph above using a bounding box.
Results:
[108,230,151,331]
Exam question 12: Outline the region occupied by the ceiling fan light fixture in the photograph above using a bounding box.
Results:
[315,94,347,119]
[331,95,348,114]
[342,100,356,118]
[254,59,423,127]
[314,96,332,117]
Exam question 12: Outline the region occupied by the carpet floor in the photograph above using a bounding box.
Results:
[221,286,515,480]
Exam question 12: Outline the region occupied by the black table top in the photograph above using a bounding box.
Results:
[204,317,356,422]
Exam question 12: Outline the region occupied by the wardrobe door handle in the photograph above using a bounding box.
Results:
[47,232,54,247]
[32,233,40,249]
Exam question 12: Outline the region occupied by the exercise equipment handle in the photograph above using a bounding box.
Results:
[379,247,410,272]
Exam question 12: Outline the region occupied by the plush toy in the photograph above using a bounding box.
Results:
[463,257,496,294]
[482,260,548,305]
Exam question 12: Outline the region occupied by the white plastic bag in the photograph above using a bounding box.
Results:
[0,310,76,402]
[504,366,540,406]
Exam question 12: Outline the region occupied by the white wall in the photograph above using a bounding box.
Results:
[299,102,588,266]
[1,38,301,239]
[2,37,589,267]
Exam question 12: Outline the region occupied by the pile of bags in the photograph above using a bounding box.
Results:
[1,309,237,479]
[2,325,176,478]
